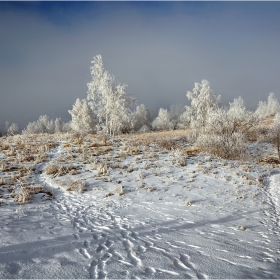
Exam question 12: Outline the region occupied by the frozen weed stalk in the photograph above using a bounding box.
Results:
[184,198,194,206]
[171,148,188,166]
[14,181,32,204]
[67,179,85,194]
[97,161,108,175]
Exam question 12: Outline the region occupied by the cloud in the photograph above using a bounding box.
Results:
[0,2,279,131]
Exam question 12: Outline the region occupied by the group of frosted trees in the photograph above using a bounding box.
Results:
[74,55,137,136]
[68,55,195,135]
[3,55,280,158]
[66,55,280,141]
[181,79,280,159]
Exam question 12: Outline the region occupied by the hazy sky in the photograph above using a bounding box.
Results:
[1,1,280,131]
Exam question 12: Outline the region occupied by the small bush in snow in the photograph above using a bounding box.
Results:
[196,132,247,160]
[194,97,257,159]
[269,113,280,160]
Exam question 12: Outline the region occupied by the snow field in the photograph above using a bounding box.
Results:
[0,132,280,278]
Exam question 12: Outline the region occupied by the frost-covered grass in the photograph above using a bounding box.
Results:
[0,131,279,278]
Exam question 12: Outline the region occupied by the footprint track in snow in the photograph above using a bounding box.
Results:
[79,248,91,259]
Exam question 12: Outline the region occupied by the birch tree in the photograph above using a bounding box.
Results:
[133,104,149,131]
[152,108,174,131]
[87,55,135,136]
[185,80,221,129]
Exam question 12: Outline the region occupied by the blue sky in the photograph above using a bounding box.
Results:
[0,1,280,130]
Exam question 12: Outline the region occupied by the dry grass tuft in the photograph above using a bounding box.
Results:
[0,160,9,172]
[259,157,280,165]
[13,184,54,204]
[96,161,108,175]
[67,179,85,193]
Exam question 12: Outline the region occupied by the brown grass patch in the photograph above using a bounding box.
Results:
[184,147,200,154]
[259,157,280,165]
[117,130,186,148]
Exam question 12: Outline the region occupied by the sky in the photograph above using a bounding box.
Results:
[0,1,280,131]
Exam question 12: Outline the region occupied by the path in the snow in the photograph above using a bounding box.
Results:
[262,171,280,244]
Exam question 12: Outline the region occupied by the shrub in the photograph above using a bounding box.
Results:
[193,97,257,159]
[269,113,280,160]
[196,132,247,159]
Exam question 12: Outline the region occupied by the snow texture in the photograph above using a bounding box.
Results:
[0,136,280,279]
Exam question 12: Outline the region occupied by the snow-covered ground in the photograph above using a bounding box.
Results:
[0,132,279,279]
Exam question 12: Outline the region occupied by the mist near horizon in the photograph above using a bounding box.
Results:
[0,1,280,132]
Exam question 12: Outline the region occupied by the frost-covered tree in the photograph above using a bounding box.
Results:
[87,55,136,136]
[227,97,257,135]
[152,108,174,131]
[170,104,185,129]
[68,98,95,133]
[185,80,221,129]
[62,121,72,133]
[255,92,280,119]
[37,115,54,134]
[133,104,149,132]
[5,121,19,136]
[177,107,190,129]
[270,113,280,160]
[195,97,257,159]
[267,92,280,116]
[254,101,267,119]
[22,115,54,134]
[54,118,63,133]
